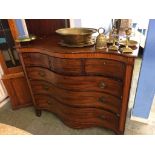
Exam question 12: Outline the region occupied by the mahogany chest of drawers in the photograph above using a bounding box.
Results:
[17,36,138,134]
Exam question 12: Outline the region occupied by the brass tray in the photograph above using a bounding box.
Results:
[15,35,36,42]
[119,40,138,47]
[59,39,95,47]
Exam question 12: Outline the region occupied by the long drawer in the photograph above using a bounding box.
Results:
[22,53,125,80]
[22,53,49,68]
[34,94,119,131]
[85,59,125,80]
[30,80,121,114]
[26,67,123,98]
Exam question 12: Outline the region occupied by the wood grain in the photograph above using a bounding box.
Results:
[2,76,32,109]
[34,94,119,131]
[22,52,49,68]
[85,58,125,80]
[119,58,134,133]
[31,80,121,114]
[50,57,82,75]
[16,35,139,59]
[27,67,123,98]
[25,19,68,37]
[18,34,138,134]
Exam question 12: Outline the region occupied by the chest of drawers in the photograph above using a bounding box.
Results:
[17,36,138,134]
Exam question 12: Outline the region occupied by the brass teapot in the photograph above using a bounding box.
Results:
[96,27,107,49]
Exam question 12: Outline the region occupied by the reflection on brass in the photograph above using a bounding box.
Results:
[107,26,118,44]
[96,27,107,50]
[56,28,97,46]
[59,39,95,47]
[121,28,133,53]
[109,44,118,51]
[121,46,133,53]
[119,40,138,47]
[108,28,118,51]
[15,35,36,42]
[125,28,132,35]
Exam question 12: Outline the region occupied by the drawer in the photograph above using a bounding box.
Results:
[49,57,82,75]
[85,59,125,80]
[22,53,49,68]
[31,80,121,114]
[27,67,123,98]
[34,94,119,130]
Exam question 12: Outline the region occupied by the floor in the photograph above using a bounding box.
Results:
[0,58,155,135]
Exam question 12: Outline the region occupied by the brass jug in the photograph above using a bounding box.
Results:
[96,27,107,49]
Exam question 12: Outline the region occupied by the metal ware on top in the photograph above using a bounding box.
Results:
[108,28,119,51]
[15,35,36,42]
[56,28,97,46]
[121,28,133,53]
[95,27,107,50]
[119,40,138,47]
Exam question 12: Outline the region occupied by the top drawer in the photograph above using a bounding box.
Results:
[22,53,49,68]
[85,59,125,80]
[49,57,82,75]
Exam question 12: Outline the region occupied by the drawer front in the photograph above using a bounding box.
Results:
[49,57,82,75]
[26,67,122,97]
[34,94,119,130]
[22,53,49,68]
[31,80,121,114]
[85,59,125,80]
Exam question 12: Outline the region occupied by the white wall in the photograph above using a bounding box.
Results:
[81,18,112,34]
[0,65,7,102]
[70,19,112,34]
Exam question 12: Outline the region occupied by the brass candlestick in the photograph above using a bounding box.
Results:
[108,28,119,51]
[121,28,133,53]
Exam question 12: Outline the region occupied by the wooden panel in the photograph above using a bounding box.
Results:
[31,80,121,114]
[34,94,119,131]
[7,19,19,40]
[0,51,22,74]
[26,67,123,97]
[119,59,134,133]
[2,75,32,109]
[22,53,49,68]
[2,72,24,79]
[50,57,82,75]
[25,19,68,37]
[0,52,8,74]
[85,59,125,80]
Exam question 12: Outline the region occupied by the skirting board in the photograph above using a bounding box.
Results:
[130,94,155,124]
[130,111,150,124]
[0,97,10,108]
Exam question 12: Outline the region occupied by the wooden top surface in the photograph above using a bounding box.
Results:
[16,35,139,59]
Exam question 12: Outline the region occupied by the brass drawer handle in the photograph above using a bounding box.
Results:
[98,96,105,103]
[47,100,52,105]
[38,71,45,77]
[116,113,120,117]
[43,85,49,91]
[100,115,106,119]
[99,82,106,89]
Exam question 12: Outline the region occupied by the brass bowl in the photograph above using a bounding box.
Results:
[56,28,97,45]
